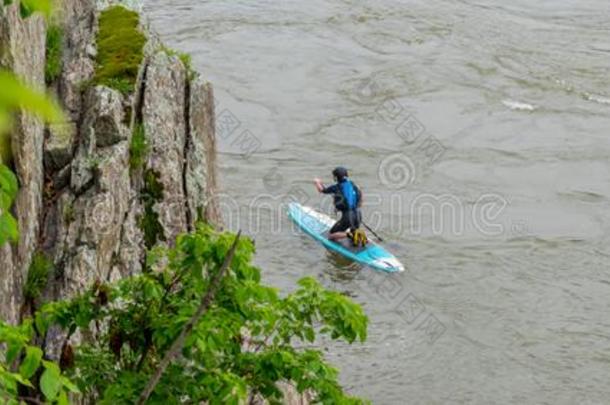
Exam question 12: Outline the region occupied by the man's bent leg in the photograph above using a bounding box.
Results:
[328,231,348,241]
[328,213,350,241]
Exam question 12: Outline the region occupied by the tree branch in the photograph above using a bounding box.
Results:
[136,231,242,404]
[136,263,185,371]
[19,396,45,405]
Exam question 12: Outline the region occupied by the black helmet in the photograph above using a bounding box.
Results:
[332,166,348,181]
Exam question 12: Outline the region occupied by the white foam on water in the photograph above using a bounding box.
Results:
[502,99,536,111]
[584,93,610,105]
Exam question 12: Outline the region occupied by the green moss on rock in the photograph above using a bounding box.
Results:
[162,46,196,81]
[129,123,148,172]
[24,252,53,302]
[63,201,75,224]
[45,24,63,83]
[139,169,165,249]
[94,5,146,94]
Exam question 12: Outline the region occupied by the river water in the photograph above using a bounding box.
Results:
[144,1,610,403]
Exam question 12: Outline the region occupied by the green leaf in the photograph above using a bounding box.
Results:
[19,346,42,379]
[34,310,50,336]
[0,71,64,123]
[0,110,11,144]
[61,375,80,393]
[9,370,33,387]
[40,361,61,400]
[304,327,315,343]
[57,390,69,405]
[19,0,52,19]
[0,211,18,245]
[5,341,23,364]
[0,164,18,204]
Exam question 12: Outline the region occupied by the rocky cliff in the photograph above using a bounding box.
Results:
[0,0,221,324]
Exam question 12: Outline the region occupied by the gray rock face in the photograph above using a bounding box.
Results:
[142,51,188,243]
[58,86,131,298]
[112,193,144,278]
[0,2,47,323]
[57,0,97,120]
[187,77,222,226]
[0,246,17,324]
[40,190,75,265]
[45,122,76,171]
[71,86,126,192]
[89,85,128,147]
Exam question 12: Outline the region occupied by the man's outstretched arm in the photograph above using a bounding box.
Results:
[314,178,325,193]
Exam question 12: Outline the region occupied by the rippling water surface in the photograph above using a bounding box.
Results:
[145,1,610,403]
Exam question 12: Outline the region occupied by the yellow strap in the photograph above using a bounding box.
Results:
[351,229,368,247]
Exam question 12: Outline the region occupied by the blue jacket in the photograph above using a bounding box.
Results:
[322,179,361,212]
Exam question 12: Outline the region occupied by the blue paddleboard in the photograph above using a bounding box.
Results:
[287,202,404,273]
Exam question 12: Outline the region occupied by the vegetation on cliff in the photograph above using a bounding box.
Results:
[162,46,196,81]
[129,123,148,172]
[139,169,166,249]
[45,25,62,83]
[94,5,146,94]
[3,0,52,19]
[2,224,369,404]
[23,252,53,304]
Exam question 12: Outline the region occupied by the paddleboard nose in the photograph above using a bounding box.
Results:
[373,257,404,272]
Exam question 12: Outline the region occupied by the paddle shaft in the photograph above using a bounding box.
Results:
[361,221,383,242]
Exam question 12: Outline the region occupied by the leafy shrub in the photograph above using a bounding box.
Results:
[0,319,79,403]
[2,226,369,403]
[34,225,369,403]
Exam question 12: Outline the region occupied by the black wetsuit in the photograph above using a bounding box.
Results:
[322,179,362,234]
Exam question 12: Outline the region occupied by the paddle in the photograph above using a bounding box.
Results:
[361,221,383,242]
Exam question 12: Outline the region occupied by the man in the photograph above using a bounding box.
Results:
[314,166,364,243]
